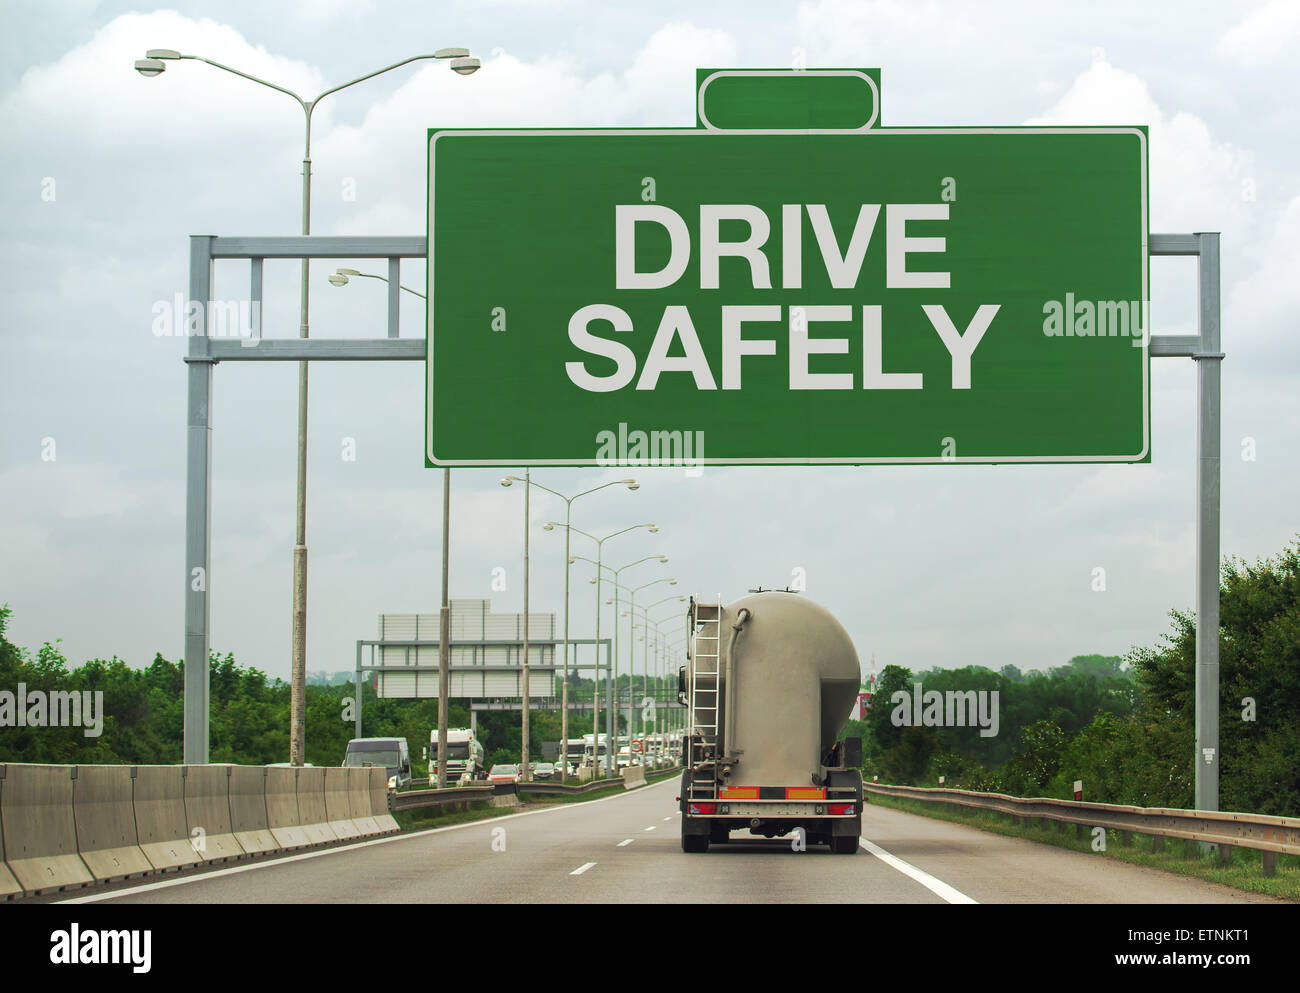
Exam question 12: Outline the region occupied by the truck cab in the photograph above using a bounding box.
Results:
[343,737,411,790]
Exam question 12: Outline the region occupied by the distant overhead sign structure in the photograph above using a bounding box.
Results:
[426,69,1148,466]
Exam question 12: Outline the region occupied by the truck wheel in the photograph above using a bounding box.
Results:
[831,835,859,855]
[682,831,709,853]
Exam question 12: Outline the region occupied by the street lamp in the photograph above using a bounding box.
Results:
[620,577,677,744]
[329,268,426,298]
[139,46,480,767]
[502,476,637,779]
[549,523,658,776]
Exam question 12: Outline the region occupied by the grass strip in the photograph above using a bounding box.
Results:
[867,792,1300,901]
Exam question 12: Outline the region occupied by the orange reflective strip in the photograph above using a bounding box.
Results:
[719,787,759,799]
[785,787,826,800]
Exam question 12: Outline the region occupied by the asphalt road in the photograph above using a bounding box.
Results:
[61,778,1276,904]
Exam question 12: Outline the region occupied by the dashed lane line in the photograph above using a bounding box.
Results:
[570,862,597,876]
[859,836,978,904]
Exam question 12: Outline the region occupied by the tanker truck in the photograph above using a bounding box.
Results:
[677,592,863,854]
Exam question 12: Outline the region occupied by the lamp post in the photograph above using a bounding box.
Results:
[570,544,664,774]
[566,528,661,774]
[502,477,637,780]
[628,597,685,759]
[138,47,480,767]
[601,559,673,761]
[619,577,678,746]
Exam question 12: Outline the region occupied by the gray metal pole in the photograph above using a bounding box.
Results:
[521,468,530,779]
[183,234,215,765]
[289,115,312,768]
[1194,231,1222,814]
[593,544,603,775]
[437,468,451,789]
[609,575,619,759]
[354,640,363,740]
[560,504,571,779]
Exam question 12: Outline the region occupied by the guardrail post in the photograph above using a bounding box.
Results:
[1262,852,1277,877]
[1152,835,1165,853]
[1120,830,1132,847]
[1217,844,1232,866]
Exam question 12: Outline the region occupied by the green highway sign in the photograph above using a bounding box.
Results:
[427,121,1148,466]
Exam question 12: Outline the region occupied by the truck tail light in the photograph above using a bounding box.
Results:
[689,803,716,815]
[828,803,856,815]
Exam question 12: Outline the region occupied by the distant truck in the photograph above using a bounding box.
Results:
[343,737,411,790]
[429,727,485,784]
[678,592,863,854]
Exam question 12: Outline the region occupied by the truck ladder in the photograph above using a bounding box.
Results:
[689,599,723,800]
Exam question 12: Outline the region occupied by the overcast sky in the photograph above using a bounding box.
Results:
[1,0,1296,688]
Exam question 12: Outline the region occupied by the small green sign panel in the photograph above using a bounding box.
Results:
[427,125,1148,466]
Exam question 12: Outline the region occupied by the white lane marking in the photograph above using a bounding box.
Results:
[59,776,679,904]
[618,839,634,847]
[859,836,978,904]
[570,862,596,875]
[662,816,672,822]
[644,825,656,831]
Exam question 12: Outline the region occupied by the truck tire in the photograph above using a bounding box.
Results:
[831,834,859,855]
[710,823,730,844]
[682,829,709,853]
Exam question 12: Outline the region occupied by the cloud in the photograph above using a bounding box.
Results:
[1218,0,1300,62]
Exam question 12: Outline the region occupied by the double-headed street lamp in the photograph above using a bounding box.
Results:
[629,596,686,748]
[502,476,637,779]
[566,528,661,774]
[569,544,664,773]
[138,46,480,766]
[612,576,678,743]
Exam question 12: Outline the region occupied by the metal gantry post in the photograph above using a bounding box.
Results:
[437,468,451,790]
[1193,231,1222,814]
[521,468,531,779]
[182,235,215,765]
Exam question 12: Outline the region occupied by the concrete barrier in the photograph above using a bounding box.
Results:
[345,767,382,836]
[0,764,94,893]
[183,766,245,863]
[294,767,337,845]
[133,765,201,870]
[621,765,647,789]
[324,768,362,841]
[265,767,310,849]
[369,768,399,833]
[0,769,21,899]
[72,765,153,883]
[228,766,278,855]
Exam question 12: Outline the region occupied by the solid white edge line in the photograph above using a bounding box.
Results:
[570,862,596,875]
[58,776,677,904]
[859,837,978,904]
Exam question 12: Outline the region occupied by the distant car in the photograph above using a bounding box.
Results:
[532,762,555,780]
[488,764,520,784]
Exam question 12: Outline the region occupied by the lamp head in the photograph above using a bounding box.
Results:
[134,58,166,77]
[327,274,349,287]
[450,57,480,75]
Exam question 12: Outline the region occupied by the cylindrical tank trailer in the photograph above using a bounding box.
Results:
[678,591,864,854]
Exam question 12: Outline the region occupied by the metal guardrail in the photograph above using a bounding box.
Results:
[866,783,1300,871]
[392,767,682,812]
